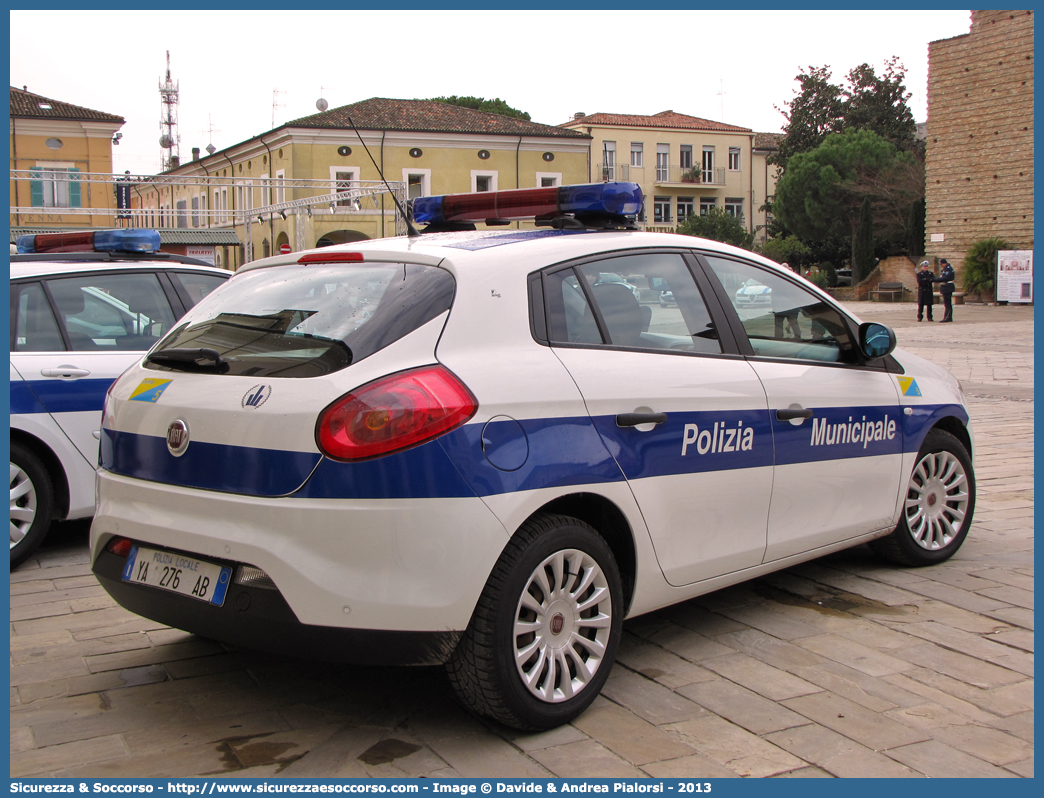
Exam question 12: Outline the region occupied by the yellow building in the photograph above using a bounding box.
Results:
[9,86,125,230]
[143,98,591,269]
[561,111,779,243]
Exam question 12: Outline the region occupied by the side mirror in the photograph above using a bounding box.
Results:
[859,322,896,359]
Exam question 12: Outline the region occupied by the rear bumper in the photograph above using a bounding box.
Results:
[93,545,461,666]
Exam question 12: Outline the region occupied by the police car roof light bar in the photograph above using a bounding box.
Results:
[412,182,644,226]
[17,229,162,255]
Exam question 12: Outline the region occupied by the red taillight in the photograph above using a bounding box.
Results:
[298,251,364,264]
[106,537,133,557]
[316,365,477,461]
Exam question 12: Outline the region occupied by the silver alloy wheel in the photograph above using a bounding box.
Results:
[904,449,970,550]
[513,548,613,703]
[10,461,38,549]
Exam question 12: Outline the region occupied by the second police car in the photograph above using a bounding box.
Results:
[89,184,975,730]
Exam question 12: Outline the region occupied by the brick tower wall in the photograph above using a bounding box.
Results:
[925,10,1034,285]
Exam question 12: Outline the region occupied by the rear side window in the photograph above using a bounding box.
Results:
[146,263,454,378]
[11,282,64,352]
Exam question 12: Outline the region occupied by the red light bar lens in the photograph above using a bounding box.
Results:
[441,187,560,222]
[298,251,365,264]
[28,231,97,253]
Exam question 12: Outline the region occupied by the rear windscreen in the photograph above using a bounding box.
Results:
[144,262,454,378]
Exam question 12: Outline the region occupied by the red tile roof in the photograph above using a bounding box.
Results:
[563,110,751,134]
[288,97,589,139]
[10,86,124,123]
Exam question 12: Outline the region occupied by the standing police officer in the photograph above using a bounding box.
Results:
[915,260,936,322]
[935,258,956,322]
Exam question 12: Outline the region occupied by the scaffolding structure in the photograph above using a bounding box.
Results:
[10,170,409,263]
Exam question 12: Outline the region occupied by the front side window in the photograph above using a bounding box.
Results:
[147,263,454,377]
[543,253,721,355]
[46,272,178,351]
[704,256,856,364]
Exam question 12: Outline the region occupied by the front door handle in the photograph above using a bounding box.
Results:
[40,365,91,379]
[617,412,668,427]
[776,406,813,421]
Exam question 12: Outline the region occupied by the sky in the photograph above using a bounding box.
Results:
[10,9,973,176]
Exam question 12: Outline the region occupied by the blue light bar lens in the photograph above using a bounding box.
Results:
[412,196,444,225]
[559,183,643,217]
[94,229,161,253]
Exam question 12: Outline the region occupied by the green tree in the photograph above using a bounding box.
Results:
[773,59,919,171]
[429,96,531,121]
[771,66,844,168]
[758,235,811,269]
[906,197,926,257]
[676,207,754,250]
[842,58,918,153]
[772,129,921,270]
[962,236,1009,295]
[853,195,875,282]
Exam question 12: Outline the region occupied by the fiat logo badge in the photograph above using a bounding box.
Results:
[550,614,565,635]
[166,419,190,457]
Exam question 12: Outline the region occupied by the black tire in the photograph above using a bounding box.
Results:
[870,428,975,566]
[10,442,55,569]
[446,513,623,730]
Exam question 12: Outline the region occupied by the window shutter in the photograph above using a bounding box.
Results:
[30,169,44,207]
[68,168,82,208]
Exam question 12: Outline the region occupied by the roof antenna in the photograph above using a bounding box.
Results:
[346,115,421,237]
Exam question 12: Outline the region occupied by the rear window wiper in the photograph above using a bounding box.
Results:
[145,347,230,373]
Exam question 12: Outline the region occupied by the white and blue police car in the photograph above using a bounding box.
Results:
[89,184,975,730]
[10,229,229,566]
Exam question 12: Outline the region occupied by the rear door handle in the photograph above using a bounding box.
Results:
[616,412,668,427]
[776,406,813,421]
[40,366,92,379]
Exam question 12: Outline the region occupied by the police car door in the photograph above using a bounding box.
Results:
[11,271,180,467]
[700,255,904,562]
[540,250,772,586]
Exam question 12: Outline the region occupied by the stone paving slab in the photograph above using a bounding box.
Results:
[9,303,1032,778]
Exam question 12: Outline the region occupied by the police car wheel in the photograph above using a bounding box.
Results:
[446,513,623,730]
[10,442,55,569]
[870,429,975,567]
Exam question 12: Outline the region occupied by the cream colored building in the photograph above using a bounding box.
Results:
[561,111,779,243]
[9,86,124,230]
[134,98,591,269]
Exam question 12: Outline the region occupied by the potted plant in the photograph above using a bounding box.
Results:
[681,167,701,183]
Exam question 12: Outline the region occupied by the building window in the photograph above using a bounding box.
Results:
[275,169,286,205]
[176,199,188,229]
[221,188,228,224]
[331,167,359,206]
[536,172,561,188]
[30,165,81,208]
[471,171,498,192]
[601,141,616,181]
[191,196,199,228]
[679,145,693,170]
[656,144,669,182]
[702,146,715,182]
[729,147,741,171]
[403,168,431,200]
[630,142,643,168]
[700,197,717,216]
[677,197,695,223]
[653,196,672,223]
[725,198,744,218]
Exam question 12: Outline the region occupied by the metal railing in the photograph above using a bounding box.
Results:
[653,165,726,186]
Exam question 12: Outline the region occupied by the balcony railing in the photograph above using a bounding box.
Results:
[653,165,726,186]
[596,163,630,182]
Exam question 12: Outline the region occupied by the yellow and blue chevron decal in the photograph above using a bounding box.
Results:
[897,376,922,397]
[129,378,173,403]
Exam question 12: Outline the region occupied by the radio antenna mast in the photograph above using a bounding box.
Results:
[158,51,181,170]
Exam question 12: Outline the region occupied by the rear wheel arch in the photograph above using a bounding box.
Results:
[9,430,69,521]
[531,492,637,615]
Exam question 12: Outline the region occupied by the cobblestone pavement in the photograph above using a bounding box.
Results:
[10,302,1033,779]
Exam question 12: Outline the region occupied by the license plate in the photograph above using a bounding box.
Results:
[122,546,232,606]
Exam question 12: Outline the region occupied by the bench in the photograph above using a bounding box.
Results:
[934,291,967,305]
[868,281,908,302]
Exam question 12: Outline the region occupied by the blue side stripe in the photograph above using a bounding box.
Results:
[11,378,113,414]
[101,429,322,497]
